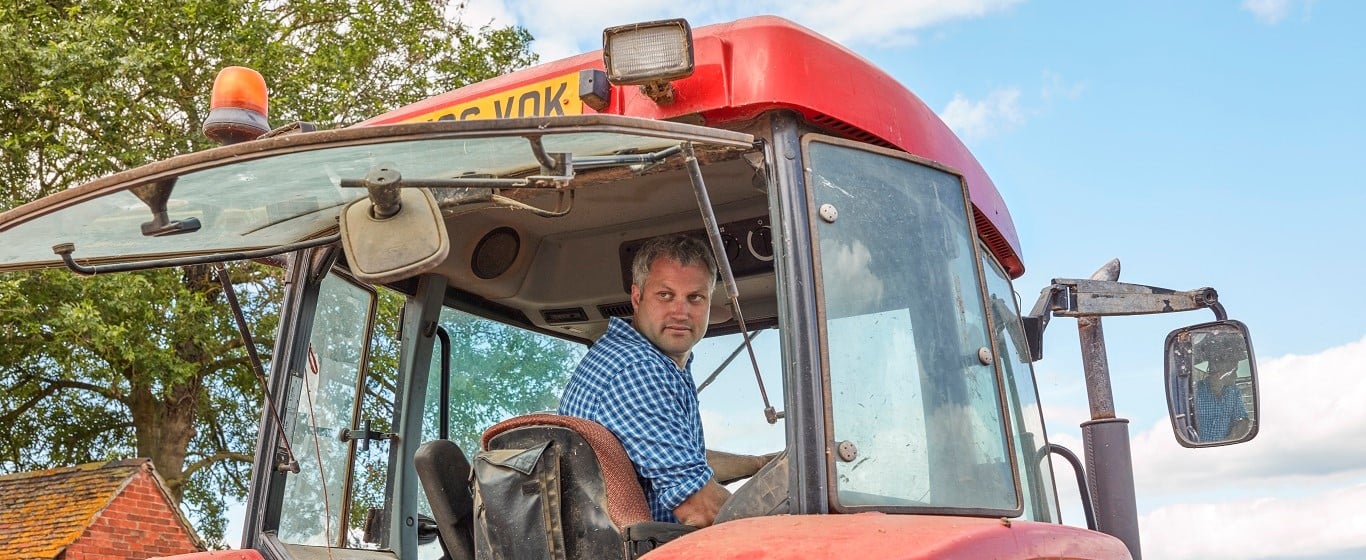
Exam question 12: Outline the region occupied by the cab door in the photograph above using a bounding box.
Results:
[267,260,384,551]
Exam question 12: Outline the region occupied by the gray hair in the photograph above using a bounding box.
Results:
[631,234,718,289]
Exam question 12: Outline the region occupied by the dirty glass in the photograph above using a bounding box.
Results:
[0,123,741,271]
[806,138,1017,512]
[981,253,1059,522]
[690,328,787,459]
[278,274,375,547]
[418,307,586,458]
[412,307,585,559]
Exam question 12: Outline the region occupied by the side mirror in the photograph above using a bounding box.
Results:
[339,187,449,284]
[1164,320,1260,448]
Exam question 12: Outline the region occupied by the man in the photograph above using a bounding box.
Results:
[1192,335,1252,441]
[559,235,761,528]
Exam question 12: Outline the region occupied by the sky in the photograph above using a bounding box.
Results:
[444,1,1364,558]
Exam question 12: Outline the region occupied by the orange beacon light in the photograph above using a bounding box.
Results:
[203,66,270,145]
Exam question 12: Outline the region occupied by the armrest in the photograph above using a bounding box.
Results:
[624,521,697,558]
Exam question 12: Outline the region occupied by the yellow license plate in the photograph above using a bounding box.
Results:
[402,73,584,122]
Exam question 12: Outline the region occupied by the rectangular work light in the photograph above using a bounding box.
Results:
[602,18,695,86]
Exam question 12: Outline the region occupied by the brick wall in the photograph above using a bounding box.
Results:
[63,470,203,560]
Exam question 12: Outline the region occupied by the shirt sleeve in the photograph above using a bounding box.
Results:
[1231,390,1249,421]
[597,360,712,512]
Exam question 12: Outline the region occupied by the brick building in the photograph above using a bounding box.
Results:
[0,459,205,560]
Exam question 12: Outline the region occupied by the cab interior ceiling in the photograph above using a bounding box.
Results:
[365,146,777,343]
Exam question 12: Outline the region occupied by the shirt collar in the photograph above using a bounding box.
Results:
[606,316,694,371]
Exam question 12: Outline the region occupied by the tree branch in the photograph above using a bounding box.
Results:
[182,450,254,479]
[0,384,61,425]
[0,373,127,425]
[39,376,120,401]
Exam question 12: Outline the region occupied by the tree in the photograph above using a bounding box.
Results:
[0,0,537,546]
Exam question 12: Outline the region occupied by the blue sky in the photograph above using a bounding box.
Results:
[454,1,1365,558]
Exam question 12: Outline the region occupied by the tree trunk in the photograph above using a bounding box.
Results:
[129,381,201,503]
[128,265,220,503]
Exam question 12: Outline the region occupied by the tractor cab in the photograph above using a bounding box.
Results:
[0,16,1259,560]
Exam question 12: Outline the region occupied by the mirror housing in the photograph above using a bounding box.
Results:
[1164,320,1260,448]
[339,188,449,284]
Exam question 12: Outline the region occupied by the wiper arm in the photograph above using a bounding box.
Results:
[573,144,683,170]
[696,329,765,394]
[337,144,684,194]
[52,234,340,276]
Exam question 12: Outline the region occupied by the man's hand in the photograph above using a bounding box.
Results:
[673,479,731,528]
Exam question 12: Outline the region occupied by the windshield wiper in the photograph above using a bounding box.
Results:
[696,329,765,394]
[52,234,340,276]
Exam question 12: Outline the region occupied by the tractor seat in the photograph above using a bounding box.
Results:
[474,413,695,559]
[414,439,475,560]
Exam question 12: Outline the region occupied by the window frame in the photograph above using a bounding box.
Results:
[800,133,1023,518]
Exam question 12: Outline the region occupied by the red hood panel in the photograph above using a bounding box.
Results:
[646,513,1131,560]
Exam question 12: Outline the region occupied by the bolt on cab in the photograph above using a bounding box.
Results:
[0,16,1260,560]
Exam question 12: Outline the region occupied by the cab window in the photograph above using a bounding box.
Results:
[805,136,1018,514]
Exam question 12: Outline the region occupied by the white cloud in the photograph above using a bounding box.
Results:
[1241,0,1315,25]
[474,0,1022,61]
[785,0,1024,47]
[1125,335,1366,558]
[455,0,515,30]
[1041,70,1086,103]
[815,237,885,316]
[1130,335,1366,493]
[939,88,1024,141]
[1141,481,1366,560]
[498,0,697,61]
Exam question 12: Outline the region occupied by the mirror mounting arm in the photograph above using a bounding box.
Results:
[1022,274,1226,361]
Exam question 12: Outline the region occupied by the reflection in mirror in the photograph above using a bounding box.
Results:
[1164,320,1260,447]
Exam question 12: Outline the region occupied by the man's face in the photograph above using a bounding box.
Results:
[631,257,713,367]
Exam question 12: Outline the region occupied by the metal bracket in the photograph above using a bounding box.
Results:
[339,418,398,452]
[1020,260,1226,361]
[129,179,202,237]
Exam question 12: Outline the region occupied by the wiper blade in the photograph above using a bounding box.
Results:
[52,234,340,276]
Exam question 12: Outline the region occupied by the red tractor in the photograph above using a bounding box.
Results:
[0,16,1259,560]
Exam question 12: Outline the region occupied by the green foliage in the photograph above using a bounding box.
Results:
[0,263,279,548]
[0,0,537,547]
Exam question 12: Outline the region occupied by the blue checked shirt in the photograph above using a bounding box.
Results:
[559,317,712,523]
[1194,378,1248,441]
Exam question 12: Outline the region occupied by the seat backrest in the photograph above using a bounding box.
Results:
[473,413,661,560]
[414,439,475,560]
[481,413,652,528]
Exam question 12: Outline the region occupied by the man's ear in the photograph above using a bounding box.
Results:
[630,284,641,312]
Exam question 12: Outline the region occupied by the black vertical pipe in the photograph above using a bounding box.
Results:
[1076,259,1141,559]
[1082,418,1140,558]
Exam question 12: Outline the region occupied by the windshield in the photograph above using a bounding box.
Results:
[805,136,1019,515]
[0,116,752,272]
